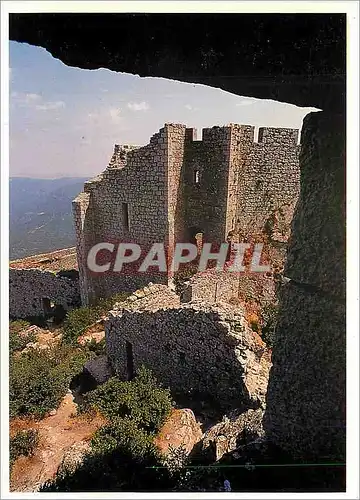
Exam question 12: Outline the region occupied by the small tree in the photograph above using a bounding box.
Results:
[84,366,173,433]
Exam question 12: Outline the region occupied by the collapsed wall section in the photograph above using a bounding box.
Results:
[106,285,271,411]
[9,268,80,319]
[181,269,276,310]
[73,191,93,305]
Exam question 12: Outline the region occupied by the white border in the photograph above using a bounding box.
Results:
[1,1,359,499]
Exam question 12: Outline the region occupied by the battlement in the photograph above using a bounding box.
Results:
[257,127,299,145]
[72,122,300,305]
[177,123,299,147]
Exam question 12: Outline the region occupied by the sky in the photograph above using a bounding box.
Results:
[9,41,316,179]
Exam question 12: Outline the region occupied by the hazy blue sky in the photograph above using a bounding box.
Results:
[10,41,316,179]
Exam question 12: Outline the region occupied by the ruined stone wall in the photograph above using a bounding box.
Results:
[182,126,232,244]
[73,192,93,305]
[166,124,187,255]
[73,127,175,304]
[181,270,239,304]
[181,269,276,309]
[235,127,300,239]
[181,124,299,248]
[226,124,255,237]
[74,123,300,305]
[9,268,80,319]
[106,285,271,411]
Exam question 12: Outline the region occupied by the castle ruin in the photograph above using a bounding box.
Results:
[73,123,300,306]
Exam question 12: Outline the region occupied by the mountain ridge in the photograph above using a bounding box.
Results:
[10,177,88,259]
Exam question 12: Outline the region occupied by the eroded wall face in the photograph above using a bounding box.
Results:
[166,125,187,254]
[106,297,271,411]
[74,123,300,305]
[182,125,300,246]
[264,111,346,461]
[235,127,300,240]
[73,128,173,303]
[9,269,80,319]
[183,127,232,245]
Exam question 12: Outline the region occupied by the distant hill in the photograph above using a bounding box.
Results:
[10,177,88,260]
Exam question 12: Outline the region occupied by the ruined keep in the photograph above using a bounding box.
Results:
[73,123,300,306]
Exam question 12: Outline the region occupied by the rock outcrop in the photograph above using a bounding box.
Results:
[202,408,264,461]
[154,408,203,458]
[264,111,346,461]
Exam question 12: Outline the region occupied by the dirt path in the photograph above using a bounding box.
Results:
[10,392,106,492]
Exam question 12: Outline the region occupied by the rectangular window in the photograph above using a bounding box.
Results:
[122,202,130,231]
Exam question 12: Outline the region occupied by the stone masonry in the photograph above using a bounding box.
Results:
[73,123,300,305]
[106,284,271,412]
[9,248,80,319]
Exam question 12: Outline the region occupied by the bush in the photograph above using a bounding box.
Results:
[62,307,99,345]
[9,327,36,356]
[261,303,279,348]
[10,344,91,419]
[9,320,30,335]
[84,337,106,356]
[62,293,129,345]
[41,401,173,492]
[91,416,157,459]
[40,367,176,492]
[10,429,39,466]
[40,418,170,492]
[84,366,173,433]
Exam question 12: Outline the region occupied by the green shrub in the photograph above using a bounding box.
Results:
[84,337,106,356]
[40,402,172,492]
[84,366,173,433]
[9,320,37,355]
[40,366,176,492]
[91,416,157,459]
[10,429,39,466]
[10,345,91,419]
[9,329,36,356]
[40,420,169,492]
[261,303,279,348]
[9,320,30,334]
[62,293,129,345]
[61,307,99,345]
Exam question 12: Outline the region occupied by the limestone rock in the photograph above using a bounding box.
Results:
[264,112,345,462]
[154,408,203,457]
[202,408,264,461]
[60,440,90,474]
[284,112,345,299]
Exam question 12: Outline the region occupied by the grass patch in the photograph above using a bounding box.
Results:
[62,293,129,345]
